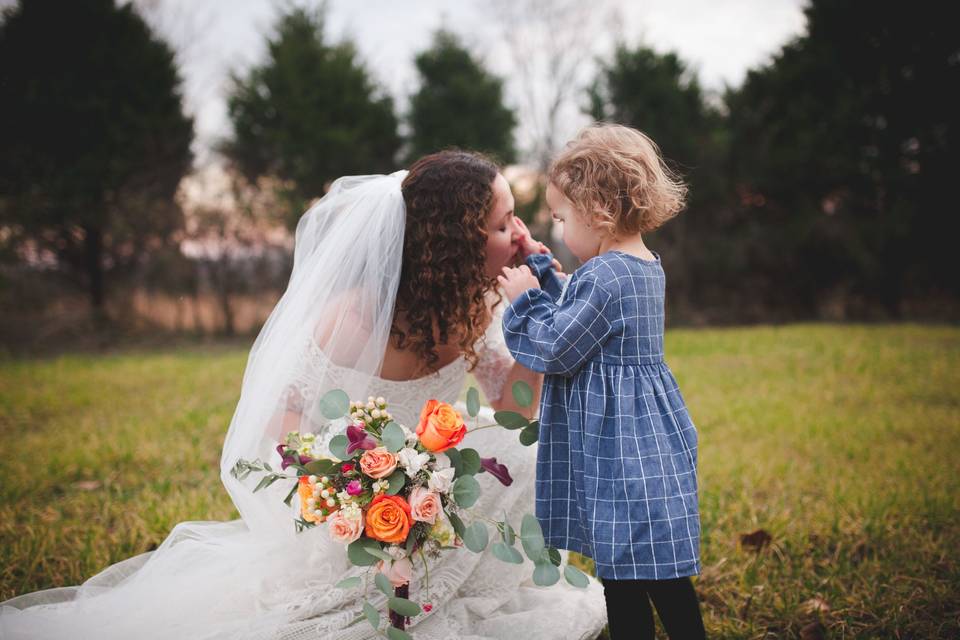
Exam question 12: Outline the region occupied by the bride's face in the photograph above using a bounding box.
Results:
[484,173,520,279]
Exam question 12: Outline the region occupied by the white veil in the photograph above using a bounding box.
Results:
[1,172,411,639]
[221,170,408,538]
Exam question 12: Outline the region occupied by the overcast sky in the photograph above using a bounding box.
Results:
[3,0,809,165]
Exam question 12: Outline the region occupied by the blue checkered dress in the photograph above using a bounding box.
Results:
[503,251,701,580]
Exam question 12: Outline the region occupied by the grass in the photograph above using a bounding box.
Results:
[1,324,958,638]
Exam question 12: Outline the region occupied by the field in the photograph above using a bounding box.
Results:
[1,325,958,638]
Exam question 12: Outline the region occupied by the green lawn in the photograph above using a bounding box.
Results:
[1,325,958,638]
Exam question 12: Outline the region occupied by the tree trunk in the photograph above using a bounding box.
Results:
[83,224,106,315]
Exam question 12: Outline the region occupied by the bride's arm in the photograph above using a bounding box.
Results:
[474,295,543,417]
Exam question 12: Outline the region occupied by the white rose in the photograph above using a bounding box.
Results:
[397,447,430,478]
[432,452,451,470]
[428,467,456,493]
[400,424,418,447]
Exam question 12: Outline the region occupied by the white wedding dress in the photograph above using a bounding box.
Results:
[0,314,608,640]
[0,172,607,639]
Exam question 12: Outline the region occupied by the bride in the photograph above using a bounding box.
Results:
[1,150,607,639]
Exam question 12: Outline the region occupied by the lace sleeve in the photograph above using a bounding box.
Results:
[473,298,516,404]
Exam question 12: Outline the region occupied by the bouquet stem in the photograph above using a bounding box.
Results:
[390,584,409,630]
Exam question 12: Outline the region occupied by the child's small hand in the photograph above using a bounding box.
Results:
[498,265,540,303]
[514,218,550,259]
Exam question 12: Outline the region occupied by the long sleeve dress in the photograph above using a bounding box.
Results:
[503,251,701,580]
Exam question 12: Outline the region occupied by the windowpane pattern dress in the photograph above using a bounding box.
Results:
[503,251,701,580]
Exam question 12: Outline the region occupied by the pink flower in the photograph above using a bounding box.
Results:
[423,603,433,613]
[341,462,355,473]
[346,480,364,496]
[327,511,364,544]
[359,447,398,479]
[408,486,442,524]
[377,557,413,588]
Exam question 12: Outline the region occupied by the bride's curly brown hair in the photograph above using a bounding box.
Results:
[396,150,499,373]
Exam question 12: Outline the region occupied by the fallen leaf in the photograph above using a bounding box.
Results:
[800,620,826,640]
[74,480,102,491]
[739,529,772,551]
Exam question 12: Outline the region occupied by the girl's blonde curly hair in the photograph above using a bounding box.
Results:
[548,123,687,236]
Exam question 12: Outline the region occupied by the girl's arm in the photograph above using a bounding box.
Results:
[501,273,614,377]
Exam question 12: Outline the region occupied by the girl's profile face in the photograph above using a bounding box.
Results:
[546,182,600,263]
[484,173,520,278]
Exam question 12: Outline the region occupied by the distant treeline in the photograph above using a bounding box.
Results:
[1,0,957,341]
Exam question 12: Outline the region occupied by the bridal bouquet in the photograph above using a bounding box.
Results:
[231,383,589,640]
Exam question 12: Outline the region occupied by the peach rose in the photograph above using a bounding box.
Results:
[415,400,467,453]
[359,447,398,479]
[365,493,412,543]
[377,557,413,588]
[408,486,442,525]
[327,510,364,544]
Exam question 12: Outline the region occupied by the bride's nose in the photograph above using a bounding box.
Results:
[510,219,522,242]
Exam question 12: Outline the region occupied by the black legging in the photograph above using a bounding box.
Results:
[603,577,706,640]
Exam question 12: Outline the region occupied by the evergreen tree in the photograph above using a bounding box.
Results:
[0,0,193,311]
[225,7,400,226]
[408,30,516,163]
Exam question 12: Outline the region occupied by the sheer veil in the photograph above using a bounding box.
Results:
[221,170,408,537]
[1,172,411,639]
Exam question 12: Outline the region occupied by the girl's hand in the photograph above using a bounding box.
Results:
[514,217,550,259]
[498,265,540,303]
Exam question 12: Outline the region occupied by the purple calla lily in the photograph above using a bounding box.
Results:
[346,424,377,455]
[276,444,312,470]
[479,457,513,486]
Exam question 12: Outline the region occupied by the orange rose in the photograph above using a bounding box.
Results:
[415,399,467,453]
[365,494,412,543]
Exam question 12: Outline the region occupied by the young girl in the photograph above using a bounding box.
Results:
[498,124,706,640]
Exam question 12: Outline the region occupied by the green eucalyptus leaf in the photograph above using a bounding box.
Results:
[502,521,516,547]
[334,576,361,590]
[452,475,480,508]
[374,572,393,596]
[448,511,466,538]
[533,561,561,586]
[328,434,349,461]
[444,447,463,476]
[361,546,394,563]
[346,539,379,567]
[462,522,489,553]
[283,481,299,506]
[512,380,533,407]
[563,563,590,588]
[304,459,338,476]
[460,448,481,475]
[548,547,562,567]
[520,514,545,560]
[381,422,406,452]
[519,422,539,446]
[363,601,380,629]
[319,389,350,419]
[387,627,414,640]
[491,541,524,564]
[385,469,407,496]
[494,411,529,430]
[466,387,480,417]
[388,597,421,617]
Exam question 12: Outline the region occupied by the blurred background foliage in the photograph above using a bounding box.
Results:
[1,0,957,352]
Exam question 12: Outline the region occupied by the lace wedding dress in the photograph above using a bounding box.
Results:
[0,314,607,640]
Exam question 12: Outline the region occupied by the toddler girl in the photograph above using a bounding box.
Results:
[498,124,705,640]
